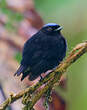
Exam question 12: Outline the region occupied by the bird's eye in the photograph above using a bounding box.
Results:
[47,27,52,31]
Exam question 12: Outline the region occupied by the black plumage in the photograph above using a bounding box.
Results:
[14,23,67,81]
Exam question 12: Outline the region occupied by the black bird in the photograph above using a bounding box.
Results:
[14,23,67,81]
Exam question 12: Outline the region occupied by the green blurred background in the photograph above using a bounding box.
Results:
[34,0,87,110]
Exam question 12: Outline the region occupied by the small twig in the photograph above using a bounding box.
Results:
[0,41,87,110]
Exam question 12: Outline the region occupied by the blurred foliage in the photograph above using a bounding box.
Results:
[0,0,23,31]
[0,0,6,8]
[34,0,87,110]
[14,52,22,63]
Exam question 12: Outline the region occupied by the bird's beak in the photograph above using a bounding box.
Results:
[57,26,63,31]
[54,26,63,31]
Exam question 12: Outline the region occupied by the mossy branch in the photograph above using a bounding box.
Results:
[0,41,87,110]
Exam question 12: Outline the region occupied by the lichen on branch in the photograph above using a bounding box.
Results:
[0,41,87,110]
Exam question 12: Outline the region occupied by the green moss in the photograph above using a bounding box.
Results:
[0,0,23,32]
[14,52,22,63]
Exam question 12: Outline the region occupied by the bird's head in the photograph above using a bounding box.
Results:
[41,23,63,34]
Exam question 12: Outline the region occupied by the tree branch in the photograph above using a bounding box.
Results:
[0,41,87,110]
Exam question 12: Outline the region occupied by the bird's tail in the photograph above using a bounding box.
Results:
[14,65,26,76]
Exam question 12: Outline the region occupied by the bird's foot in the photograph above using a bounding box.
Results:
[39,75,43,82]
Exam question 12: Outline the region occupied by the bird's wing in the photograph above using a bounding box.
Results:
[22,33,57,61]
[21,32,43,65]
[22,34,39,57]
